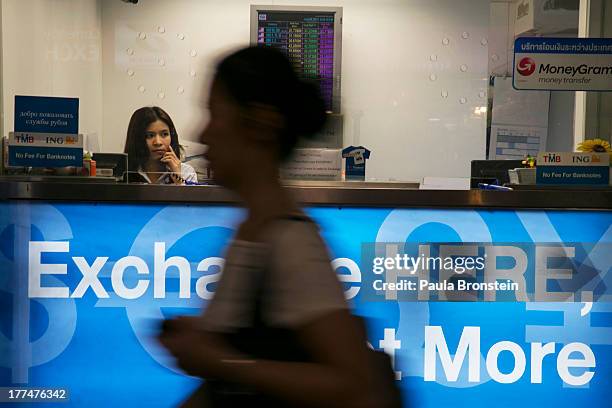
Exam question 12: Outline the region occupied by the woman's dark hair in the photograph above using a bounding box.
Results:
[123,106,180,171]
[215,46,327,160]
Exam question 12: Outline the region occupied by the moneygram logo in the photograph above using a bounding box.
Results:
[517,57,536,76]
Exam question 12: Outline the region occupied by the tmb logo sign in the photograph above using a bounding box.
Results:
[517,57,536,76]
[15,134,34,144]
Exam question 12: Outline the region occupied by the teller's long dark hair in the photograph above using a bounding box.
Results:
[124,106,180,172]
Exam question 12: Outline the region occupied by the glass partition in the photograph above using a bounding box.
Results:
[0,0,608,185]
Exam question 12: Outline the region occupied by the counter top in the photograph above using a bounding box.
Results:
[1,179,610,210]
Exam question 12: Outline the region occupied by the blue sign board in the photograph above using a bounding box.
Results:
[0,203,611,407]
[10,96,81,167]
[14,95,79,134]
[536,153,610,185]
[8,133,83,168]
[537,165,610,185]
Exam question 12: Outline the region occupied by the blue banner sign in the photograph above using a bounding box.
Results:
[10,96,81,167]
[8,133,83,167]
[537,166,610,185]
[536,152,610,185]
[14,96,79,134]
[0,203,611,407]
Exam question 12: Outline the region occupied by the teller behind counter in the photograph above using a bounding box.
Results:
[123,106,198,185]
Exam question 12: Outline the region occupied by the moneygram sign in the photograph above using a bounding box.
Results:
[513,37,612,91]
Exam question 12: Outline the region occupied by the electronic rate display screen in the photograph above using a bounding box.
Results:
[256,11,336,112]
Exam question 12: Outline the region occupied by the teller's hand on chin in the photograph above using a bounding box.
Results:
[159,145,182,175]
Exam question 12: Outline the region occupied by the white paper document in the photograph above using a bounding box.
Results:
[489,77,550,159]
[489,125,547,160]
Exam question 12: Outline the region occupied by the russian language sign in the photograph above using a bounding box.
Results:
[14,95,79,134]
[1,203,611,407]
[513,37,612,91]
[536,152,610,185]
[9,96,81,167]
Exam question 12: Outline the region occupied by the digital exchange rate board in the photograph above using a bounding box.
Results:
[256,11,336,112]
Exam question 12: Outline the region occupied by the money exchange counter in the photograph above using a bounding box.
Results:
[1,180,611,407]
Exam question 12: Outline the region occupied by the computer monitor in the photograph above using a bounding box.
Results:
[92,153,128,180]
[470,159,523,188]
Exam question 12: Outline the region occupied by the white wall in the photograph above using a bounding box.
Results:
[101,0,490,181]
[1,0,103,143]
